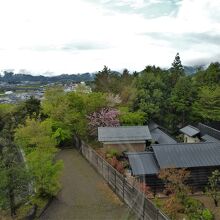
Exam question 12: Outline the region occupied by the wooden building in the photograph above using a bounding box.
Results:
[98,126,152,152]
[127,142,220,192]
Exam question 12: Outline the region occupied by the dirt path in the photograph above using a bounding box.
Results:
[40,149,136,220]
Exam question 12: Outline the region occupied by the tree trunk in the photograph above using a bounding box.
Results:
[214,198,218,207]
[9,189,16,217]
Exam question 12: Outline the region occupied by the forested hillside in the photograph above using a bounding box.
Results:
[0,72,94,83]
[92,53,220,133]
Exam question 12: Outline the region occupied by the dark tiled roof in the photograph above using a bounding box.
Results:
[180,125,200,137]
[98,126,152,142]
[151,128,177,144]
[148,121,159,131]
[198,123,220,140]
[201,134,220,143]
[152,142,220,169]
[126,152,159,175]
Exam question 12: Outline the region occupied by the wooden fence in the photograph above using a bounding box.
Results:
[76,138,169,220]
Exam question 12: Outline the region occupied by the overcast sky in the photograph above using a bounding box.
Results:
[0,0,219,75]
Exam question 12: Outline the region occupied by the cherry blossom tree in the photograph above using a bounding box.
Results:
[87,108,120,136]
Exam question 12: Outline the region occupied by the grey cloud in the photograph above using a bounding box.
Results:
[19,41,112,52]
[62,41,111,51]
[186,54,220,66]
[142,32,220,49]
[86,0,181,18]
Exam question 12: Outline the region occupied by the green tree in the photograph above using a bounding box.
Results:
[194,62,220,87]
[158,168,190,201]
[192,86,220,122]
[132,66,166,122]
[42,86,66,120]
[27,148,63,198]
[169,77,197,128]
[15,118,57,154]
[0,104,18,139]
[14,117,63,198]
[170,53,184,86]
[0,143,29,216]
[206,170,220,207]
[93,66,121,94]
[119,107,145,125]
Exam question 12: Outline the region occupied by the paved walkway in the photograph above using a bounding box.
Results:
[40,149,136,220]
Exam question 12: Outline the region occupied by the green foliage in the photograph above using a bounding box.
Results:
[206,170,220,207]
[93,66,136,107]
[163,194,184,220]
[42,86,66,118]
[27,149,63,198]
[0,104,17,139]
[0,104,16,114]
[83,92,107,114]
[192,86,220,122]
[93,66,121,94]
[153,197,163,209]
[119,107,145,125]
[42,87,108,140]
[23,96,41,118]
[130,60,220,132]
[14,117,63,198]
[201,208,214,220]
[133,66,166,120]
[15,118,57,154]
[184,197,204,219]
[11,96,42,127]
[169,77,197,127]
[194,62,220,87]
[52,127,70,144]
[183,198,214,220]
[106,148,119,159]
[170,53,185,86]
[0,144,29,216]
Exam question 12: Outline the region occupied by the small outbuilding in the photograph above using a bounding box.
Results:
[180,125,200,143]
[98,126,152,152]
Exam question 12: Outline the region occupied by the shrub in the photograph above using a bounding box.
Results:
[163,194,183,219]
[201,208,214,220]
[206,169,220,207]
[110,156,118,168]
[106,149,119,159]
[183,197,214,220]
[107,156,125,174]
[184,197,203,219]
[153,197,163,209]
[115,162,124,174]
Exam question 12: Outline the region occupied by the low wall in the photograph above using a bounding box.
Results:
[75,137,169,220]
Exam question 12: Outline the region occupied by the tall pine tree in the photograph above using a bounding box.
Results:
[170,53,185,86]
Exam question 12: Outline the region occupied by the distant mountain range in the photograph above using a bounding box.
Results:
[0,72,95,84]
[183,66,200,75]
[0,65,203,84]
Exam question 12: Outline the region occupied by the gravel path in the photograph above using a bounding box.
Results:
[40,149,136,220]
